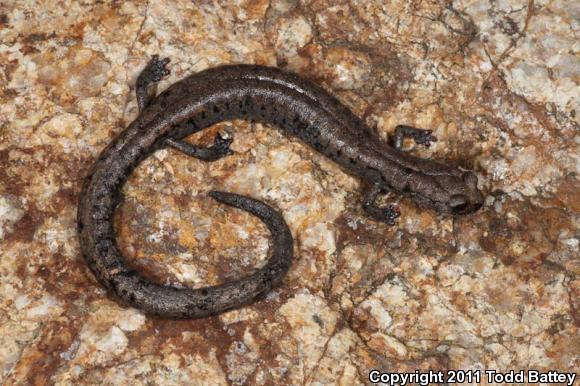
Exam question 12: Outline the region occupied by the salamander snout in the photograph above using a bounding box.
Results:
[447,171,483,214]
[448,194,481,214]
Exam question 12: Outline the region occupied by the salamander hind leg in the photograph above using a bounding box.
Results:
[393,125,437,151]
[136,55,171,111]
[362,184,400,226]
[166,133,234,162]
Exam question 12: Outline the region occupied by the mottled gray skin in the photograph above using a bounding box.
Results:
[78,59,483,319]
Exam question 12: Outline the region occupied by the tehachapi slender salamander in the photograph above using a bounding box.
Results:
[78,56,483,318]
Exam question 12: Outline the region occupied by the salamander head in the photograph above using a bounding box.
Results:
[408,170,484,215]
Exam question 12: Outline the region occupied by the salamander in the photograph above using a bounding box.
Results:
[78,56,483,318]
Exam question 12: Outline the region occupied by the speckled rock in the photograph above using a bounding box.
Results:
[0,0,578,384]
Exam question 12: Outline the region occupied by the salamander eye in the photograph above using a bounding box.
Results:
[449,194,469,213]
[462,172,478,187]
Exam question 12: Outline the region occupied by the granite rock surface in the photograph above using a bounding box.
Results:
[0,0,578,385]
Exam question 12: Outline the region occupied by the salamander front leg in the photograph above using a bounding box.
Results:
[393,125,437,151]
[362,184,400,225]
[136,55,171,111]
[166,133,234,162]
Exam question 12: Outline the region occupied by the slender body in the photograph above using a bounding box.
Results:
[78,57,483,318]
